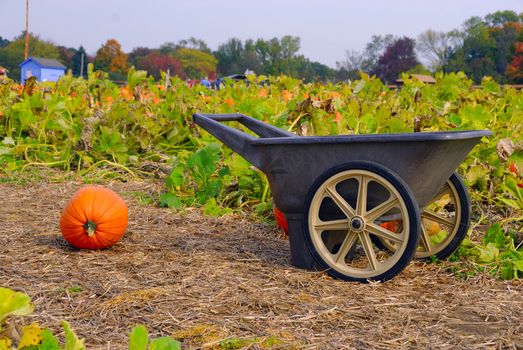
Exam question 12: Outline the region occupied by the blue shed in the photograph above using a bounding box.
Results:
[19,57,66,83]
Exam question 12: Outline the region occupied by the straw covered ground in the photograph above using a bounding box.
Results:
[0,179,522,350]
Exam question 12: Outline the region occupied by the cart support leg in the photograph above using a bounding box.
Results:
[286,213,316,270]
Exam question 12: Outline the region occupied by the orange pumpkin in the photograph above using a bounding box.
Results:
[379,220,401,232]
[60,186,128,249]
[273,206,289,234]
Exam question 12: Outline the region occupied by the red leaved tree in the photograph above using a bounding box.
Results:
[507,41,523,82]
[372,37,420,83]
[136,52,185,80]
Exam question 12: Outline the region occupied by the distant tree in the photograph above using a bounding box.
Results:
[128,47,153,68]
[444,16,498,82]
[176,37,212,54]
[416,30,455,70]
[241,39,262,73]
[279,35,301,75]
[136,52,185,80]
[173,47,217,78]
[253,36,301,75]
[337,34,396,79]
[485,10,520,27]
[490,23,522,80]
[71,46,88,77]
[0,36,9,48]
[335,67,352,82]
[93,39,128,74]
[372,37,420,83]
[507,30,523,82]
[158,38,211,56]
[215,38,245,75]
[292,55,335,82]
[0,32,60,81]
[158,42,177,56]
[58,46,77,69]
[361,34,396,72]
[336,49,365,80]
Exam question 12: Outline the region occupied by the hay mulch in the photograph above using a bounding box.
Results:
[1,180,522,350]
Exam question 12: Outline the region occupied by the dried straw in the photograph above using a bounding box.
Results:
[0,180,522,350]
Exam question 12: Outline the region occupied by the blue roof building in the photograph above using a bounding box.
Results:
[19,57,66,83]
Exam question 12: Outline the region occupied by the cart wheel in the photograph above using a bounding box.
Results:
[418,173,470,259]
[303,161,420,283]
[376,173,470,260]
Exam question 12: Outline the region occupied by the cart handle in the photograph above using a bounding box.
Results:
[192,113,293,169]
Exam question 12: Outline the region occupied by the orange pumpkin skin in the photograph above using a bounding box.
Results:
[273,206,289,234]
[60,186,128,249]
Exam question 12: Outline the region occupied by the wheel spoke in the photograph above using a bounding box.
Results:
[335,230,358,263]
[356,175,368,216]
[325,185,355,217]
[422,209,455,227]
[359,232,379,271]
[419,224,434,252]
[365,196,400,222]
[366,223,404,244]
[314,219,350,231]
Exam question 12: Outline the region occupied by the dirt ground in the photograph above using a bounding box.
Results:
[0,180,522,350]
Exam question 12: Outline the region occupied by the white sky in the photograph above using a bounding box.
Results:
[1,0,522,67]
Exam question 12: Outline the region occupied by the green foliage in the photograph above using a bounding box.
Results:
[63,321,85,350]
[0,287,34,328]
[0,288,181,350]
[173,47,217,79]
[0,33,62,82]
[1,70,523,278]
[129,325,181,350]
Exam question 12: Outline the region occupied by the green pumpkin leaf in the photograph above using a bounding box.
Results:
[38,329,61,350]
[62,321,85,350]
[159,192,182,209]
[513,260,523,272]
[0,287,34,326]
[483,224,512,248]
[477,243,499,263]
[148,337,181,350]
[128,325,148,350]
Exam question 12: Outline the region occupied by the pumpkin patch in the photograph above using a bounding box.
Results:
[60,186,128,249]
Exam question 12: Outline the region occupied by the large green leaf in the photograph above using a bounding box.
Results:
[128,325,148,350]
[148,337,181,350]
[0,287,34,326]
[62,321,85,350]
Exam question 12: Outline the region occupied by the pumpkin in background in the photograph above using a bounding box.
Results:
[60,186,128,249]
[273,206,289,234]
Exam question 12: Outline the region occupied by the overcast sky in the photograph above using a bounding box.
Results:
[1,0,522,67]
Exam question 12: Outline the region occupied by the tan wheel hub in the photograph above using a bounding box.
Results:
[350,216,365,232]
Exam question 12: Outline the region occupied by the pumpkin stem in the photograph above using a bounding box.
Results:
[84,221,97,236]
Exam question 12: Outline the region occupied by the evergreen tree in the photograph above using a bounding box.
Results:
[72,46,88,77]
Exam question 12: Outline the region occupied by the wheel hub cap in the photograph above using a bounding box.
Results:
[350,216,365,232]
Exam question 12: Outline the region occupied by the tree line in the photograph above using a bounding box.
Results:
[0,10,521,84]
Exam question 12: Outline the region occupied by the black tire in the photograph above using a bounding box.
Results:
[418,172,470,260]
[302,161,420,283]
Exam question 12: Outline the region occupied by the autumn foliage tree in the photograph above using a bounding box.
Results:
[174,47,217,79]
[94,39,128,74]
[507,41,523,82]
[136,52,185,80]
[372,37,420,83]
[0,33,61,81]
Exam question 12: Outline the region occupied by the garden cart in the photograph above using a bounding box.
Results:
[193,113,492,282]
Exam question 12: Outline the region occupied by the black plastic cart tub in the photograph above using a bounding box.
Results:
[193,113,492,282]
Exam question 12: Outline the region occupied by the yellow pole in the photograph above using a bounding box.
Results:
[24,0,29,59]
